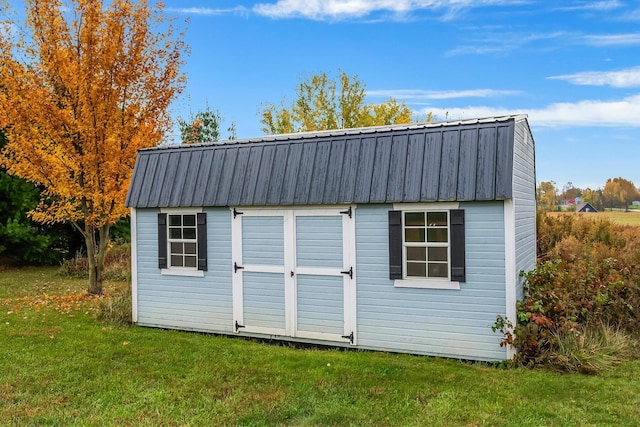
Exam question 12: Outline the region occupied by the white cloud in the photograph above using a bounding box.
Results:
[617,9,640,21]
[548,66,640,88]
[368,88,520,100]
[555,0,623,11]
[166,7,249,16]
[252,0,518,21]
[446,31,566,57]
[415,94,640,127]
[582,33,640,46]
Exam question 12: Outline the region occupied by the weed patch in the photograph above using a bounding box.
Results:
[95,281,132,325]
[495,213,640,371]
[544,323,635,374]
[58,243,131,282]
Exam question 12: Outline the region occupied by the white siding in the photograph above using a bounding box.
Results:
[355,203,507,361]
[135,208,233,332]
[513,119,537,301]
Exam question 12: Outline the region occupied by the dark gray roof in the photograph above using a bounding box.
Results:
[126,115,525,208]
[576,202,598,213]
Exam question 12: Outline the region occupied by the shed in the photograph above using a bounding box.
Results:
[576,202,598,213]
[125,115,537,361]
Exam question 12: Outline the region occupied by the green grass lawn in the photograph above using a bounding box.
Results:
[2,267,640,426]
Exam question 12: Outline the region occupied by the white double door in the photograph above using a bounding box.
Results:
[231,207,356,345]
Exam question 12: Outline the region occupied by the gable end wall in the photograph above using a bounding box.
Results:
[512,119,537,302]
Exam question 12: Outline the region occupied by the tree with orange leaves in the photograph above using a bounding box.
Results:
[0,0,187,294]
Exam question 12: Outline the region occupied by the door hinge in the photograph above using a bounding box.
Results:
[339,206,352,218]
[340,266,353,279]
[234,262,244,273]
[233,208,244,218]
[342,331,354,344]
[235,320,245,331]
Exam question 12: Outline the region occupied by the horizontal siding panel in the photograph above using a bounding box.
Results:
[242,216,284,265]
[134,208,233,332]
[297,275,343,334]
[137,303,230,318]
[357,302,505,318]
[355,203,506,360]
[137,318,232,333]
[513,119,537,301]
[296,216,343,268]
[356,328,503,350]
[357,320,502,338]
[243,272,285,329]
[356,335,505,361]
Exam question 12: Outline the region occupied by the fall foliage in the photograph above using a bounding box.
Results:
[0,0,187,294]
[178,104,237,144]
[260,70,416,134]
[495,212,640,370]
[603,177,640,211]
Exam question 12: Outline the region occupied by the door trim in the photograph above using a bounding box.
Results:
[232,206,357,345]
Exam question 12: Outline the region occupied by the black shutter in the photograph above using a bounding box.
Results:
[158,213,167,269]
[388,210,403,280]
[450,209,465,282]
[197,212,208,271]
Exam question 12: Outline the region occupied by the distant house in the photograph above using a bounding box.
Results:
[576,202,598,213]
[632,201,640,207]
[125,115,537,362]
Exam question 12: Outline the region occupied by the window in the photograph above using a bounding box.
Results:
[168,214,198,268]
[404,211,449,279]
[389,208,465,288]
[158,211,207,275]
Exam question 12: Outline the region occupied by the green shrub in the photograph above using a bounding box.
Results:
[495,213,640,370]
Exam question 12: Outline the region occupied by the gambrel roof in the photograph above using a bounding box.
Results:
[126,115,528,208]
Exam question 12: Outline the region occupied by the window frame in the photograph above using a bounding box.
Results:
[392,203,461,290]
[160,208,205,277]
[402,210,451,281]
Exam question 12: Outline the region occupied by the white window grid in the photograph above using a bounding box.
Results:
[167,214,198,269]
[402,210,450,280]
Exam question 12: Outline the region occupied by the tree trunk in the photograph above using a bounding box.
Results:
[84,223,111,295]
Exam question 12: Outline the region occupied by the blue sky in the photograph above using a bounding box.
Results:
[85,1,640,189]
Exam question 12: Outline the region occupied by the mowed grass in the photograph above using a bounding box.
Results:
[2,268,640,426]
[548,210,640,226]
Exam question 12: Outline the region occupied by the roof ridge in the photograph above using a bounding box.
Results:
[145,114,527,152]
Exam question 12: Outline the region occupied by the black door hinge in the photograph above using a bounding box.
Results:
[342,331,354,344]
[235,320,245,331]
[234,262,244,273]
[340,266,353,279]
[339,206,352,218]
[233,208,244,218]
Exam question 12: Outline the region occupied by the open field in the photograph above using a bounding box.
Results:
[2,267,640,426]
[547,210,640,226]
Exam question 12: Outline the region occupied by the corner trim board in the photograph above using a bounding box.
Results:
[130,207,138,323]
[503,198,517,360]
